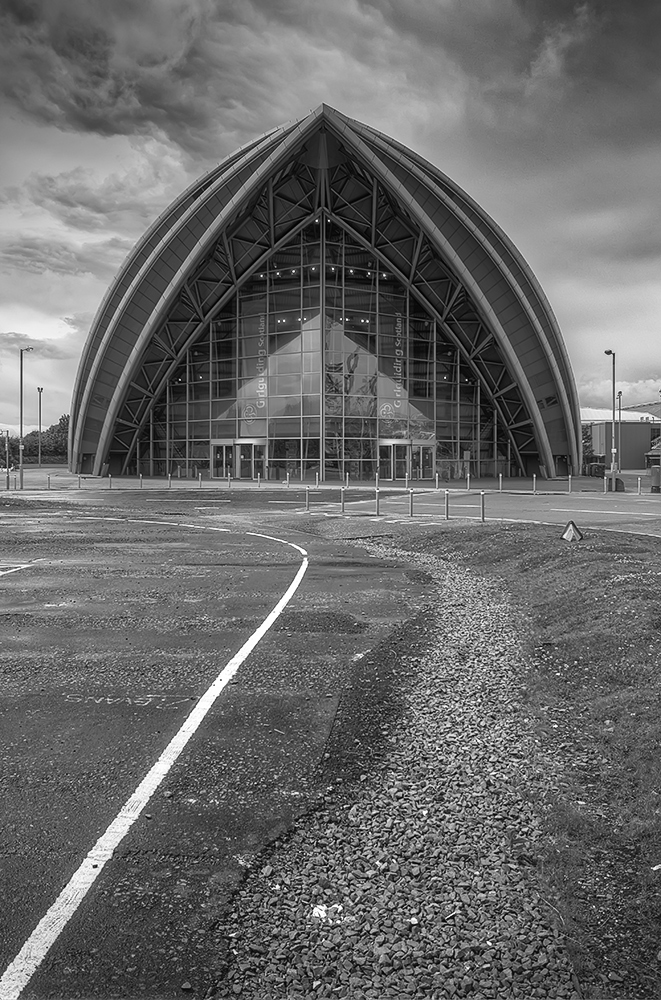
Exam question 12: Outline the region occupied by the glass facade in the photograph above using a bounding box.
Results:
[142,222,511,481]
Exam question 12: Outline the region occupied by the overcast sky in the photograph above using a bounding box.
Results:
[1,0,659,431]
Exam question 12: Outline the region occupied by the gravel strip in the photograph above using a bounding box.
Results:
[211,539,580,999]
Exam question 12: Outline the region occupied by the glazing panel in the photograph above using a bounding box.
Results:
[269,396,300,417]
[269,288,300,313]
[270,374,301,396]
[345,418,377,438]
[378,417,409,438]
[344,437,376,459]
[269,310,300,335]
[213,379,235,398]
[302,373,320,394]
[269,417,301,437]
[211,420,236,438]
[189,420,210,439]
[302,286,320,310]
[345,396,377,417]
[325,438,343,459]
[301,326,321,352]
[325,417,344,438]
[302,419,320,437]
[325,369,344,395]
[239,315,267,357]
[189,401,210,420]
[325,395,343,415]
[270,352,301,375]
[211,400,236,420]
[189,381,210,401]
[344,287,376,313]
[325,285,342,311]
[268,331,301,354]
[213,358,236,379]
[303,352,321,372]
[239,417,267,436]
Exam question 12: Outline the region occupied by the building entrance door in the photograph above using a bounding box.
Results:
[378,441,436,480]
[411,443,435,480]
[237,440,266,480]
[378,441,409,480]
[212,441,234,478]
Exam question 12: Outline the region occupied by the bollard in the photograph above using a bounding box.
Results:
[499,473,503,492]
[405,472,409,490]
[532,474,536,493]
[603,475,607,494]
[13,476,17,490]
[375,471,379,489]
[480,491,485,522]
[568,474,572,493]
[78,475,81,489]
[109,475,112,490]
[340,487,345,513]
[466,473,471,491]
[375,487,380,516]
[168,473,172,489]
[638,476,641,495]
[257,473,261,488]
[177,466,181,479]
[286,472,290,488]
[408,489,414,517]
[435,472,439,490]
[199,473,202,488]
[47,475,51,490]
[228,474,231,489]
[315,471,319,489]
[140,474,143,489]
[305,486,310,511]
[444,489,449,520]
[345,472,349,488]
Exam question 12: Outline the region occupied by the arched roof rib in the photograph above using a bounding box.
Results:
[70,105,581,477]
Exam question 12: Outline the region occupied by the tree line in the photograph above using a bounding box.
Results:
[3,414,69,465]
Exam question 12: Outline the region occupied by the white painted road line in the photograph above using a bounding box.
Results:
[550,508,661,517]
[0,521,309,1000]
[0,559,44,577]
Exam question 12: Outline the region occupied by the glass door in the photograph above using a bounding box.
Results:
[410,444,435,480]
[212,441,234,478]
[236,440,267,480]
[378,441,410,480]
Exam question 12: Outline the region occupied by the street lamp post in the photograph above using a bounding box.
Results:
[617,390,622,473]
[37,386,43,468]
[19,347,34,489]
[604,349,616,490]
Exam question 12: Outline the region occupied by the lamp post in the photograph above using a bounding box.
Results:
[604,350,616,490]
[19,347,34,489]
[37,386,43,468]
[616,390,622,472]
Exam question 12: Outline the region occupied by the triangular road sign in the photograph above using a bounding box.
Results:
[562,520,583,542]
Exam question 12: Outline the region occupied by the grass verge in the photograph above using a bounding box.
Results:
[390,521,661,999]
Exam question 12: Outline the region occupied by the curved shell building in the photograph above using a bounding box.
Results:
[70,105,580,481]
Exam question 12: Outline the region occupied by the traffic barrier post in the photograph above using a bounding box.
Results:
[638,476,641,495]
[466,473,471,491]
[375,487,380,516]
[532,474,536,493]
[435,472,439,490]
[340,487,345,512]
[445,489,449,520]
[305,487,310,511]
[480,491,485,522]
[499,473,503,492]
[568,474,572,493]
[408,489,414,517]
[168,473,172,489]
[109,475,112,490]
[199,473,202,488]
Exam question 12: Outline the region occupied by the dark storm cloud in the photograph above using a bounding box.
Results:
[359,0,661,155]
[0,330,76,359]
[0,234,132,277]
[4,138,188,235]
